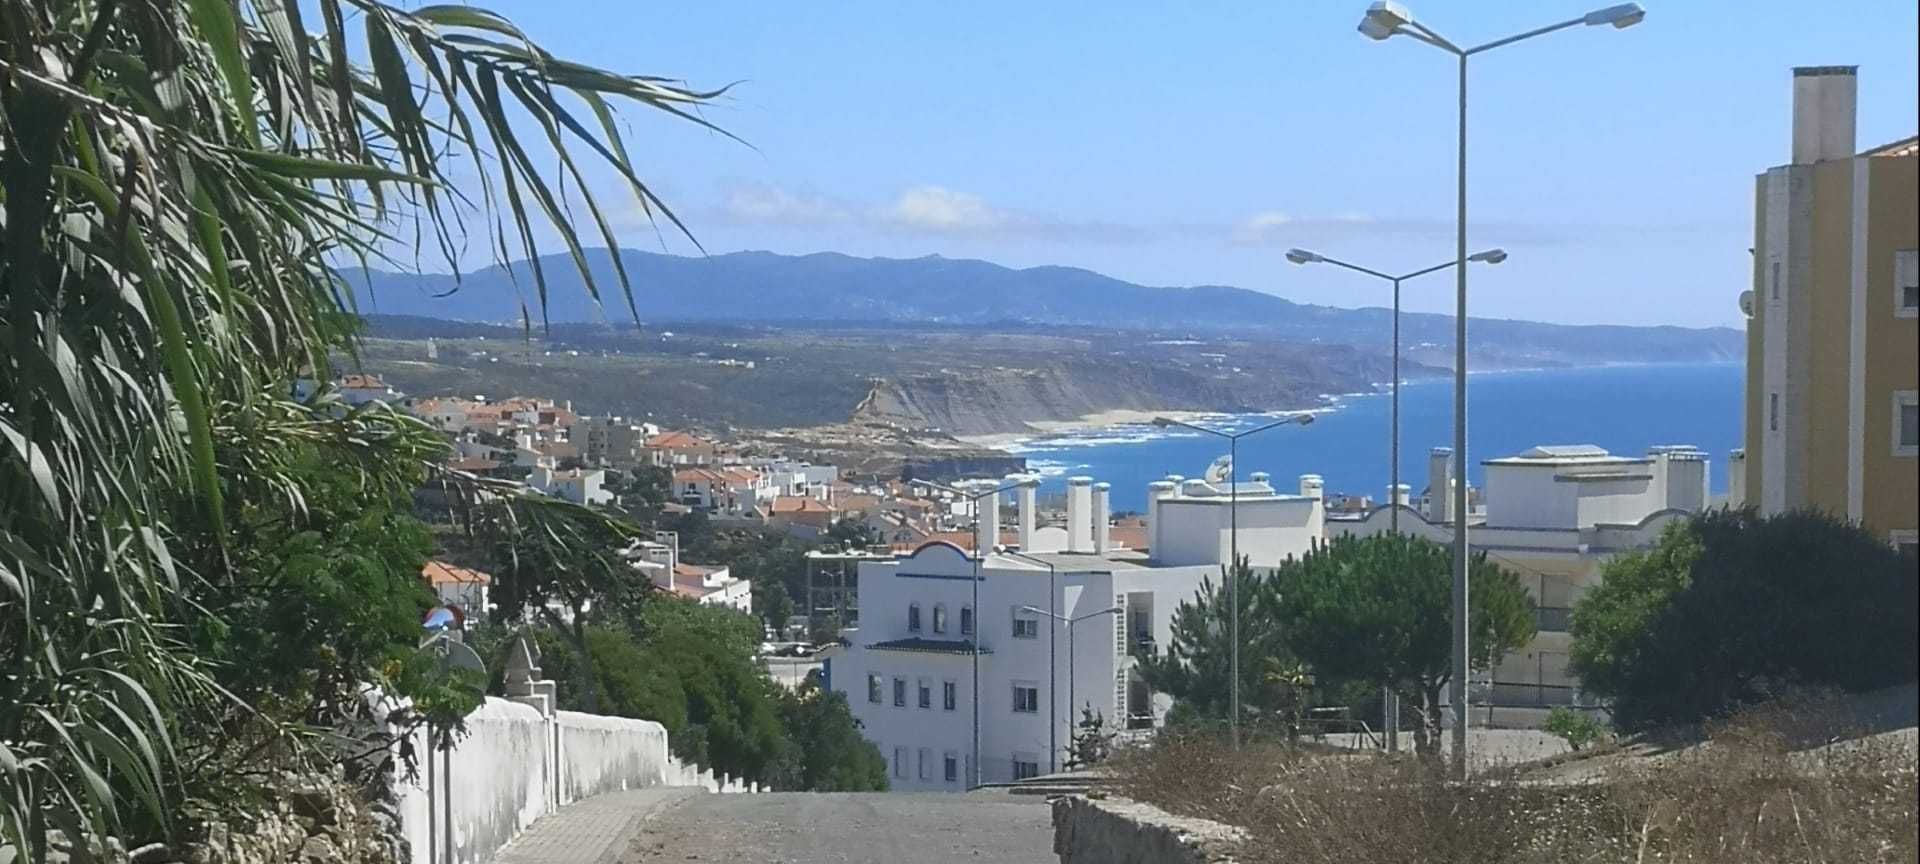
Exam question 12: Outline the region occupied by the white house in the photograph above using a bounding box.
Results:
[1328,443,1710,726]
[828,470,1326,790]
[421,560,489,623]
[531,464,612,506]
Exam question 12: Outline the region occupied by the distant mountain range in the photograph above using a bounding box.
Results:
[346,249,1741,367]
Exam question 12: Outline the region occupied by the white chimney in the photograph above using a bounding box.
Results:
[1164,475,1185,498]
[974,481,1001,556]
[1728,449,1747,507]
[1016,479,1038,551]
[1092,482,1112,554]
[1146,480,1177,556]
[1428,447,1454,524]
[1389,484,1411,509]
[1791,66,1857,165]
[1298,474,1324,500]
[1066,476,1094,553]
[1249,471,1271,492]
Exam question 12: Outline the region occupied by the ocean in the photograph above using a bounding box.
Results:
[1002,362,1744,512]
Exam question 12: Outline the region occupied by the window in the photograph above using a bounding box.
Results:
[1770,261,1781,301]
[918,747,932,781]
[1897,249,1918,317]
[943,680,957,711]
[960,604,974,636]
[866,674,883,704]
[1011,606,1039,639]
[917,679,932,709]
[893,747,907,779]
[1770,393,1780,432]
[907,602,922,633]
[1012,682,1040,713]
[1012,758,1041,781]
[1896,391,1919,457]
[943,751,959,783]
[892,677,907,707]
[932,603,948,634]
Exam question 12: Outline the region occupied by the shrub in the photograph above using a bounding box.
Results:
[1571,508,1917,731]
[1543,707,1607,752]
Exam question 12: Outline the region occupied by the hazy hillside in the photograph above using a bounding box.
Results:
[345,249,1741,368]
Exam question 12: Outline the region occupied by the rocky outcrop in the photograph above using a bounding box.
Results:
[1052,795,1246,864]
[855,349,1395,436]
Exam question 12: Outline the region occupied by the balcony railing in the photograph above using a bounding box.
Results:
[1534,606,1572,632]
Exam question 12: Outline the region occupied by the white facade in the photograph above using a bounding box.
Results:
[1328,443,1709,723]
[1148,472,1326,567]
[531,465,612,506]
[828,470,1324,790]
[829,542,1215,790]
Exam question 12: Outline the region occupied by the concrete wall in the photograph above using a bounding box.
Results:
[397,698,744,864]
[1051,795,1244,864]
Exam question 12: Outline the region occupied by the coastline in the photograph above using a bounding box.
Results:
[953,408,1219,450]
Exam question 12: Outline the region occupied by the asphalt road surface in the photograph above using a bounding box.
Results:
[619,792,1056,864]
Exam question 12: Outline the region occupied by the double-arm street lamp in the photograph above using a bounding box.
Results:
[1150,412,1314,748]
[1285,247,1507,533]
[1355,0,1645,777]
[910,475,1039,787]
[1020,602,1121,770]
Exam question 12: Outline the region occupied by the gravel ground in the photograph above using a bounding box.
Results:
[619,792,1056,864]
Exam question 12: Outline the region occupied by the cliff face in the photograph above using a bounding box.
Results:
[854,348,1396,435]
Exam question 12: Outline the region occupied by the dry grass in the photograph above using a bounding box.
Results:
[1112,699,1917,864]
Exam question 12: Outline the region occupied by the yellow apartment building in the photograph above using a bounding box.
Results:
[1739,66,1918,556]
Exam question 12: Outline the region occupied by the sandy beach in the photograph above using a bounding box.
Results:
[954,409,1216,449]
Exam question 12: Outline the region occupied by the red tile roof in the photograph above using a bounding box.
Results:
[422,560,490,586]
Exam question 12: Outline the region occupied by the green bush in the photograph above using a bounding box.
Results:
[1543,707,1606,752]
[1571,508,1918,731]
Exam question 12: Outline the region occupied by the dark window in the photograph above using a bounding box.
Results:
[918,680,931,709]
[932,603,948,634]
[867,674,882,704]
[960,605,974,636]
[893,677,907,707]
[907,602,921,633]
[943,681,957,711]
[1770,393,1780,432]
[1013,759,1040,780]
[1901,402,1919,449]
[1012,684,1039,713]
[943,753,959,783]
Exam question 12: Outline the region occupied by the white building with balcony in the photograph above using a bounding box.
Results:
[827,470,1326,790]
[1328,443,1710,726]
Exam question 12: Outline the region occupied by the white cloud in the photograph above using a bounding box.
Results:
[721,183,852,227]
[881,185,1009,232]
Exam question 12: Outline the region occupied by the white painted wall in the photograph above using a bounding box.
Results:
[396,697,743,864]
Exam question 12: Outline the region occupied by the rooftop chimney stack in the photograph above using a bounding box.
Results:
[1390,484,1411,509]
[1066,477,1094,553]
[1791,66,1857,164]
[1146,480,1177,556]
[1428,447,1455,524]
[1299,474,1324,500]
[1016,479,1038,551]
[974,481,1002,557]
[1092,482,1112,554]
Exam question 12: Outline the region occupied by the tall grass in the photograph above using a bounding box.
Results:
[1112,698,1917,864]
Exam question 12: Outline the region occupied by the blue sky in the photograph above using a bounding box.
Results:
[459,1,1916,328]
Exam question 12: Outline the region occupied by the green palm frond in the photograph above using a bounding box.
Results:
[3,0,732,853]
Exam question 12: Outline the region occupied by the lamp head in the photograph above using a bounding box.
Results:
[1285,248,1322,264]
[1583,3,1645,28]
[1359,1,1413,40]
[1468,248,1509,264]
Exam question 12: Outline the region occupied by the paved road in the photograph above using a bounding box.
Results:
[619,792,1056,864]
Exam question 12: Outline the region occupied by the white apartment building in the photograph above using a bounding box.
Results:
[1329,443,1709,725]
[828,470,1326,790]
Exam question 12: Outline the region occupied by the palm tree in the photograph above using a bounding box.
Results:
[1,1,728,853]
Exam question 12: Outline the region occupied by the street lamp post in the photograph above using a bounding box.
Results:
[1287,248,1505,755]
[1355,0,1644,777]
[999,549,1062,773]
[1151,413,1315,749]
[1020,603,1121,767]
[911,476,1040,788]
[1284,248,1507,533]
